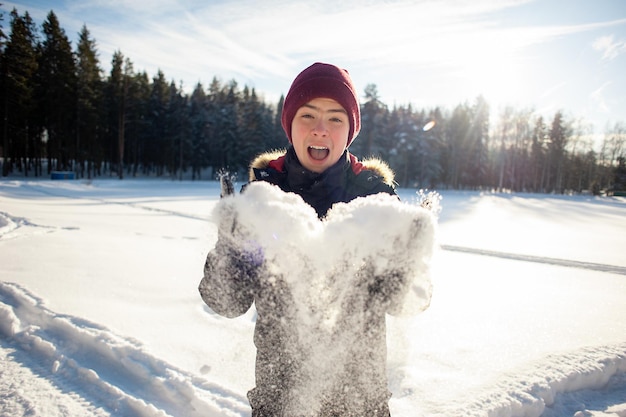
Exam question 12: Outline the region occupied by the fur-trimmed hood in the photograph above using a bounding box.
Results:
[248,149,395,187]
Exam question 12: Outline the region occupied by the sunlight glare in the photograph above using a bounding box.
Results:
[462,52,526,107]
[423,120,436,131]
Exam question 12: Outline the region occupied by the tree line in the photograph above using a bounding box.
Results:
[1,8,624,193]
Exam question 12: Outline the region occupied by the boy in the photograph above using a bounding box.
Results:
[200,63,404,416]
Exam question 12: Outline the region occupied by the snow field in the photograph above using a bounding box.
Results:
[0,179,625,416]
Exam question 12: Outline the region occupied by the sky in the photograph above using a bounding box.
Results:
[2,0,626,139]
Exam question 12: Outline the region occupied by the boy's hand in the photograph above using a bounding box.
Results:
[219,170,235,198]
[241,240,265,268]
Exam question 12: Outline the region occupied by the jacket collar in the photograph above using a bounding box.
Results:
[249,148,396,187]
[283,147,350,193]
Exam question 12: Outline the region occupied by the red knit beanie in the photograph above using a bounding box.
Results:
[281,62,361,147]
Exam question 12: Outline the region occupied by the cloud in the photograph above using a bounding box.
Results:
[593,35,626,60]
[5,0,620,84]
[591,81,612,113]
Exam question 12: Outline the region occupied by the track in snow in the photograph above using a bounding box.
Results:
[441,244,626,276]
[0,282,249,417]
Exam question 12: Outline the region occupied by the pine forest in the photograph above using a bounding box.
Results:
[1,8,625,195]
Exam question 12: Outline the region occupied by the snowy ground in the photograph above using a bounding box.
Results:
[0,178,625,417]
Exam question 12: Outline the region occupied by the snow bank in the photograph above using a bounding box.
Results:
[0,281,248,417]
[469,344,626,417]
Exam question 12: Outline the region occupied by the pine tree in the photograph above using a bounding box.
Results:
[353,84,388,159]
[166,80,189,179]
[189,82,209,179]
[105,50,133,178]
[2,9,40,176]
[237,86,274,172]
[445,103,471,189]
[548,111,569,193]
[207,79,240,173]
[415,108,443,189]
[613,156,626,195]
[126,71,150,177]
[274,95,286,147]
[0,7,6,49]
[37,10,77,172]
[530,116,548,192]
[75,24,103,179]
[147,69,170,176]
[0,6,6,175]
[467,96,489,189]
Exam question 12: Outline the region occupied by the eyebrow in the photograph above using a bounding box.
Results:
[302,103,347,114]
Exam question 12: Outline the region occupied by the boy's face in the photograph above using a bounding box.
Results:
[291,97,350,173]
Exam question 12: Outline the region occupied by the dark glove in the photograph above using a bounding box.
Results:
[240,239,265,268]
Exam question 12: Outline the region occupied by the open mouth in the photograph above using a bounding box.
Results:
[308,145,329,161]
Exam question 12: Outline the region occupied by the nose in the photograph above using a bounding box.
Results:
[312,119,328,136]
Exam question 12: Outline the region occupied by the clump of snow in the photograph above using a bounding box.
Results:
[217,181,436,315]
[0,301,21,337]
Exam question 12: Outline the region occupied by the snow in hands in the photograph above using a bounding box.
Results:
[215,181,437,315]
[218,169,236,199]
[212,181,437,414]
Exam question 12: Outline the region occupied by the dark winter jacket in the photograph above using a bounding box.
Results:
[247,147,397,218]
[199,147,398,417]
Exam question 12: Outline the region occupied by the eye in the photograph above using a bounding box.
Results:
[296,109,316,120]
[329,113,348,124]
